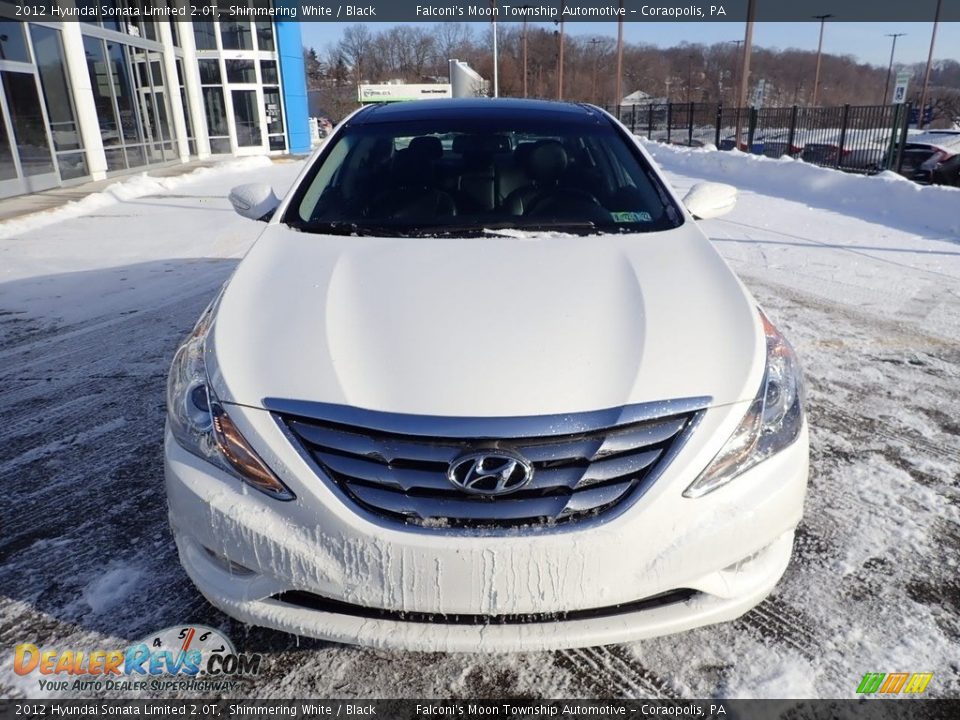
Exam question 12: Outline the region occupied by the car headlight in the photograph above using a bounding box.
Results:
[166,300,295,501]
[684,310,804,498]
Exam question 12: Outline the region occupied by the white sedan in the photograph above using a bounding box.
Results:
[164,98,808,651]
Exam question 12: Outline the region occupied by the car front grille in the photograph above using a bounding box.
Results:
[275,400,703,529]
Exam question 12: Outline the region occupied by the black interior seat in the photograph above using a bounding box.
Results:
[366,140,456,221]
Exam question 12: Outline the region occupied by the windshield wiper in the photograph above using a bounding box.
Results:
[289,220,600,238]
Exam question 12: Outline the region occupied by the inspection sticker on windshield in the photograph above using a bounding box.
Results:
[612,211,653,223]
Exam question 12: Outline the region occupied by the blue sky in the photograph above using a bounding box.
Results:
[301,22,960,68]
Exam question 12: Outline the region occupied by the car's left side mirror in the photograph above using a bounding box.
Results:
[229,183,279,222]
[682,182,738,220]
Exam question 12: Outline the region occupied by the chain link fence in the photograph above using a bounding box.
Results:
[607,102,913,175]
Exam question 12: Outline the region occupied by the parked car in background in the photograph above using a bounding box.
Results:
[896,132,960,185]
[800,130,888,172]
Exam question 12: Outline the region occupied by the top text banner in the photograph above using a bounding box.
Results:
[11,0,960,23]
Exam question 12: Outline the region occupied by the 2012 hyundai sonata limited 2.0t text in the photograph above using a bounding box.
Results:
[164,99,809,652]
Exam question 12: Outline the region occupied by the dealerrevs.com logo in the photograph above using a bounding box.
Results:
[14,625,261,693]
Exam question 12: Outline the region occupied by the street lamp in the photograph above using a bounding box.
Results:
[588,38,604,104]
[812,13,834,106]
[883,33,906,105]
[556,1,565,100]
[615,0,624,108]
[491,0,499,98]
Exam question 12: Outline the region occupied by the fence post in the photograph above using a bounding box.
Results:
[648,104,654,138]
[836,104,851,170]
[747,107,758,151]
[787,105,798,156]
[895,102,912,174]
[715,103,722,148]
[688,102,695,145]
[666,103,673,143]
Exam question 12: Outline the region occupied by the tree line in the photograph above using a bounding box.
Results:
[305,23,960,125]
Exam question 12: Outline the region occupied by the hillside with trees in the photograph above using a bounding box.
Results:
[305,23,960,125]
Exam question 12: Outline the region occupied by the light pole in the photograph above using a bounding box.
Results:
[883,32,906,105]
[918,0,943,130]
[521,9,529,97]
[812,13,833,106]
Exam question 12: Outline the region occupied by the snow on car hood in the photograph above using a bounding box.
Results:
[210,223,764,417]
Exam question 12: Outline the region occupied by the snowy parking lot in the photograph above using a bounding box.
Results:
[1,148,958,698]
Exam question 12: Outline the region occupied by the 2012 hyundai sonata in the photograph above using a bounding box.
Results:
[164,98,808,652]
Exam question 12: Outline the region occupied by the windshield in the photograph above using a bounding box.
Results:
[286,115,683,236]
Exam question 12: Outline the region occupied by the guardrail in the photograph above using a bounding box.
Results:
[606,102,913,175]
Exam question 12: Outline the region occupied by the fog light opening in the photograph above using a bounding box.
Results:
[201,545,256,576]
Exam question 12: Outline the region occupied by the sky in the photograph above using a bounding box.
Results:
[301,21,960,69]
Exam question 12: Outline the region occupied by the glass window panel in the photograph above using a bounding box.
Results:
[154,91,172,142]
[83,37,121,146]
[99,0,122,31]
[202,86,228,137]
[198,59,221,85]
[151,61,163,86]
[30,26,83,153]
[125,144,147,168]
[0,20,30,62]
[104,146,126,171]
[106,42,142,143]
[255,21,275,51]
[260,61,278,85]
[0,109,16,180]
[231,89,262,147]
[56,152,89,180]
[2,71,56,177]
[169,19,179,47]
[193,22,217,50]
[220,21,252,50]
[225,60,256,84]
[263,87,284,136]
[269,135,286,151]
[209,137,231,154]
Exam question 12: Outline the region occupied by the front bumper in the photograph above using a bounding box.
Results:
[164,404,809,652]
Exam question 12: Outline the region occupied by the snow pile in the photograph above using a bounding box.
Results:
[0,156,274,241]
[639,139,960,238]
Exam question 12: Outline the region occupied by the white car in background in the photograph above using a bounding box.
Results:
[164,99,809,651]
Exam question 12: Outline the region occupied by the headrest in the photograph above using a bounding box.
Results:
[526,141,568,182]
[408,135,443,160]
[452,134,511,155]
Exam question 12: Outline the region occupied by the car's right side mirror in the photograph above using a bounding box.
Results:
[682,182,738,220]
[229,183,279,222]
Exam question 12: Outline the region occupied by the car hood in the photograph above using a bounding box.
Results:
[210,223,764,417]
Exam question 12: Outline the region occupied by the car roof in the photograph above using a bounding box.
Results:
[907,132,960,149]
[348,98,608,127]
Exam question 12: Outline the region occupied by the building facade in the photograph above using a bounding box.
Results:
[0,1,309,199]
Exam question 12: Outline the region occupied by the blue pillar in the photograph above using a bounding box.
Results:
[275,7,310,154]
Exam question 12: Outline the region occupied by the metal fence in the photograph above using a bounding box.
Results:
[607,102,913,175]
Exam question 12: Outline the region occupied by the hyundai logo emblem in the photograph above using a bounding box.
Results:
[447,451,534,496]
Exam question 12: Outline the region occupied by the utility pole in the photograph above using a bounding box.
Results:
[918,0,943,130]
[491,0,499,98]
[615,0,624,108]
[588,38,603,104]
[556,1,565,100]
[883,33,906,105]
[812,13,833,106]
[735,0,755,148]
[727,39,743,105]
[522,14,529,97]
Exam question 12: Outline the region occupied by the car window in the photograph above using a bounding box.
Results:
[287,116,682,237]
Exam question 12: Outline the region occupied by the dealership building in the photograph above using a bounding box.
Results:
[0,2,309,199]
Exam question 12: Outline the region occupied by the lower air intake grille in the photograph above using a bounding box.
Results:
[277,400,702,529]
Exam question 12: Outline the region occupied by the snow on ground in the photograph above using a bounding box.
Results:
[0,150,957,699]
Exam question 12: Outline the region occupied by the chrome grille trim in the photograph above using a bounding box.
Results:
[272,397,709,529]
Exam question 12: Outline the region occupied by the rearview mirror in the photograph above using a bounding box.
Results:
[682,182,737,220]
[229,183,279,222]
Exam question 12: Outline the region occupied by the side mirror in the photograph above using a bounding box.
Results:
[682,182,738,220]
[228,183,279,222]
